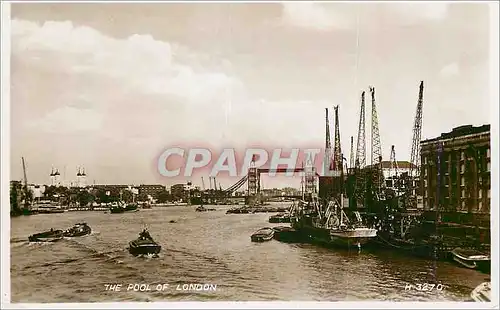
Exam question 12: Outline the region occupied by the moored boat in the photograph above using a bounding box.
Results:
[128,229,161,257]
[251,227,274,242]
[291,197,377,249]
[471,282,491,302]
[272,226,302,242]
[451,247,490,271]
[63,223,92,237]
[269,213,291,223]
[28,229,64,242]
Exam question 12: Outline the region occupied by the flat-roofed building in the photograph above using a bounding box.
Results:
[420,124,490,214]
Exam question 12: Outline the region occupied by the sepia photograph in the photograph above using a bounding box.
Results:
[1,0,498,307]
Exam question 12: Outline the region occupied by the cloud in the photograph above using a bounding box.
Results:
[11,19,241,103]
[26,106,104,133]
[386,3,449,25]
[440,62,460,78]
[280,3,450,31]
[281,3,353,31]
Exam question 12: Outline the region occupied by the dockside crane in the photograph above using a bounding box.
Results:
[353,91,367,207]
[406,81,425,208]
[410,81,424,178]
[370,86,384,196]
[333,106,343,174]
[390,145,399,178]
[349,136,355,171]
[324,108,333,175]
[333,106,344,197]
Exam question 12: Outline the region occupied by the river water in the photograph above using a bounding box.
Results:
[10,205,489,302]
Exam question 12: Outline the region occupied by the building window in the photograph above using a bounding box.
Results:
[479,190,482,199]
[488,189,491,199]
[478,201,482,211]
[424,168,427,176]
[461,151,465,160]
[424,179,428,187]
[487,148,490,158]
[461,189,465,198]
[424,157,428,164]
[487,162,490,172]
[461,177,465,186]
[461,164,465,173]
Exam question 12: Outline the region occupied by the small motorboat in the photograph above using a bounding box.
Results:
[128,229,161,257]
[251,227,274,242]
[63,223,92,237]
[451,247,490,271]
[196,205,215,212]
[471,282,491,302]
[110,203,138,214]
[28,229,64,242]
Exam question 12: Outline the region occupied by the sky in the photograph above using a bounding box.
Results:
[9,2,492,189]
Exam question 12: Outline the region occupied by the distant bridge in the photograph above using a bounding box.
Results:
[198,167,319,204]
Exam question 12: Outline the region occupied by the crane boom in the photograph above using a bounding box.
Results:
[410,81,424,177]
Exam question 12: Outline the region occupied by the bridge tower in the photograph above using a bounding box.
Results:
[246,157,260,204]
[304,151,317,200]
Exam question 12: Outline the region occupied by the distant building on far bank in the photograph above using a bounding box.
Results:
[138,184,166,199]
[420,124,490,214]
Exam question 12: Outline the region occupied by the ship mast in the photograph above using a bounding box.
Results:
[22,157,30,208]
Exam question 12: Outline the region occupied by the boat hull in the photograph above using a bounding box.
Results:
[28,230,64,242]
[272,226,303,242]
[251,234,273,242]
[251,228,275,242]
[63,224,92,237]
[451,248,490,272]
[471,282,491,302]
[110,207,138,214]
[128,241,161,256]
[330,228,378,247]
[292,223,377,248]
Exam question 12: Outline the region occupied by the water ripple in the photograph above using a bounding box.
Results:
[10,205,489,302]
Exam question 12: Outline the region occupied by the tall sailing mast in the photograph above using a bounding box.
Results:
[22,157,30,208]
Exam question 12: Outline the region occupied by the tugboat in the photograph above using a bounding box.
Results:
[110,202,138,214]
[128,229,161,257]
[28,228,64,242]
[250,227,275,242]
[63,223,92,237]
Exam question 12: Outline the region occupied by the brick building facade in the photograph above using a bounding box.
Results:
[420,125,490,214]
